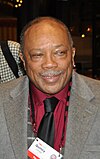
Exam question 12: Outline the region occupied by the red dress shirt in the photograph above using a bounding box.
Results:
[29,82,69,152]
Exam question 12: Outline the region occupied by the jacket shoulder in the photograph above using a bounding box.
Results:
[0,75,28,98]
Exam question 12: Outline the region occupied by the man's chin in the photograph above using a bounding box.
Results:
[41,86,63,95]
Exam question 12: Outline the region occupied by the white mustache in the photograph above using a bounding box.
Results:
[40,70,63,76]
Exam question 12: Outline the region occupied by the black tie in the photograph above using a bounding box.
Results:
[37,97,59,147]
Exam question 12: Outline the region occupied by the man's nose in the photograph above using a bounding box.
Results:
[41,54,58,69]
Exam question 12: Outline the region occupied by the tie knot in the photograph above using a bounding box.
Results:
[44,97,59,113]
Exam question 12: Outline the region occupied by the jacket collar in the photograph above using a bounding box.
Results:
[72,71,94,101]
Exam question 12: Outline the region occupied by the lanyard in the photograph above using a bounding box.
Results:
[60,77,72,150]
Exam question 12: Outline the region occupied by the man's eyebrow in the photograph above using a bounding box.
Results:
[29,48,42,53]
[54,44,69,50]
[53,44,64,48]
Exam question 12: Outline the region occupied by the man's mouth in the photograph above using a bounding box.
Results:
[40,70,63,83]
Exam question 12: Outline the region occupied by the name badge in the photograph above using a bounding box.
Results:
[28,137,63,159]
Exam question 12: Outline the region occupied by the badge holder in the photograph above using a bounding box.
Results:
[28,137,63,159]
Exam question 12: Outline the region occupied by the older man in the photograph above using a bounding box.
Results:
[0,17,100,159]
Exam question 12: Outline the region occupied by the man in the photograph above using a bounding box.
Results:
[0,17,100,159]
[0,40,25,83]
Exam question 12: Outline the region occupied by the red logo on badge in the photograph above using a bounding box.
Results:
[28,150,40,159]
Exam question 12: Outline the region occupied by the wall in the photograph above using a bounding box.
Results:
[0,17,17,41]
[72,36,92,74]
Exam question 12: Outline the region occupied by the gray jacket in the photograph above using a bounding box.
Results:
[0,71,100,159]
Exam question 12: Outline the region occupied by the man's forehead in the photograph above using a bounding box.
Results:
[25,19,66,35]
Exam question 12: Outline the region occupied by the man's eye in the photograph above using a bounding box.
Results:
[55,50,67,56]
[31,53,43,59]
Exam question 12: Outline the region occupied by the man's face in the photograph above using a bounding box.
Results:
[22,21,74,95]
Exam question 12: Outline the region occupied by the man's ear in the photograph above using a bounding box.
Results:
[72,47,76,67]
[19,52,26,70]
[72,47,75,58]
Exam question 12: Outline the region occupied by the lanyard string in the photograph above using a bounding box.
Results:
[60,77,72,149]
[29,82,35,124]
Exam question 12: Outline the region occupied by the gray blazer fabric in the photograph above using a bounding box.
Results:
[0,71,100,159]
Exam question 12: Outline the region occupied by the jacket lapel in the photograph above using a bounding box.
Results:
[3,76,29,159]
[64,72,98,159]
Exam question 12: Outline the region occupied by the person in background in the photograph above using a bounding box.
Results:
[0,40,25,83]
[0,16,100,159]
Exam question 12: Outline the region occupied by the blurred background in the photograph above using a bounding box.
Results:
[0,0,100,79]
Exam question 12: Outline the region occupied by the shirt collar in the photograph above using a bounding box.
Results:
[30,81,69,106]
